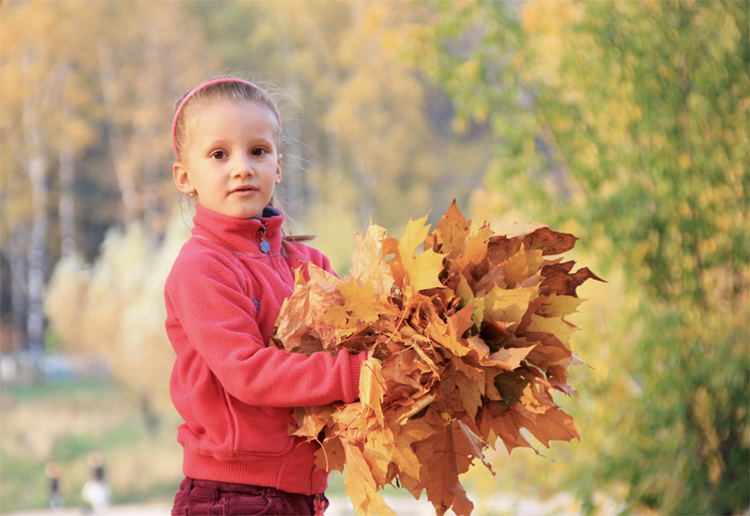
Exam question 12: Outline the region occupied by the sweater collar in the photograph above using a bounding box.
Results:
[191,204,285,254]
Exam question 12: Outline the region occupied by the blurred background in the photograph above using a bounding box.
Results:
[0,1,747,515]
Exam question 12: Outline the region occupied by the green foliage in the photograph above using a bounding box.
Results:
[416,0,749,514]
[611,302,749,515]
[522,0,748,305]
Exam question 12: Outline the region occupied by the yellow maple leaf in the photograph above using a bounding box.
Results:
[538,293,585,317]
[484,285,536,329]
[526,313,579,343]
[385,420,425,485]
[455,274,479,318]
[322,279,395,339]
[407,248,446,293]
[348,224,394,298]
[343,441,396,516]
[359,359,386,428]
[505,243,545,287]
[362,431,392,487]
[487,343,537,370]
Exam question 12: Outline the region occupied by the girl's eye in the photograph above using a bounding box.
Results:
[211,151,227,160]
[251,148,265,156]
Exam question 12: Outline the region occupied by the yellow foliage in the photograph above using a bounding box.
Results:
[45,212,191,414]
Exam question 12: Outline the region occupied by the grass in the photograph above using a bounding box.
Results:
[0,377,520,514]
[0,378,183,513]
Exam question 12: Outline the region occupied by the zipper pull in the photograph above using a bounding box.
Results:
[314,494,327,515]
[259,224,270,253]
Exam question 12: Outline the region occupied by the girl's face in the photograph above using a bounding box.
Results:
[173,100,282,219]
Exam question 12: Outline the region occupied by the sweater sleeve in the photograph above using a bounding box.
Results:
[165,247,363,408]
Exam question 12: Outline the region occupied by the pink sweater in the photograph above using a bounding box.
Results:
[165,204,364,495]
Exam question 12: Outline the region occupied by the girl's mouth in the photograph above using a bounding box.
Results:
[230,185,258,195]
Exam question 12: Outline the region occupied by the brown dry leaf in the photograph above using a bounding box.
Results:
[521,226,579,256]
[272,265,341,354]
[413,410,474,516]
[541,262,606,297]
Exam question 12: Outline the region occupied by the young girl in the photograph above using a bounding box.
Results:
[165,77,365,515]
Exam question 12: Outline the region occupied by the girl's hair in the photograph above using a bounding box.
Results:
[172,78,280,161]
[172,77,314,244]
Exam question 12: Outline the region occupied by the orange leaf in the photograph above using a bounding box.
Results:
[429,200,471,259]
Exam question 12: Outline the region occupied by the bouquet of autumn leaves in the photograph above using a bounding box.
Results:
[271,202,602,516]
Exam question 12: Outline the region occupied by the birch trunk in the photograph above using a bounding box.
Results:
[98,42,141,226]
[138,14,166,246]
[8,232,28,352]
[58,146,77,258]
[22,102,49,357]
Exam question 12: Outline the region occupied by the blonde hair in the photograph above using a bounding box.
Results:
[172,78,280,161]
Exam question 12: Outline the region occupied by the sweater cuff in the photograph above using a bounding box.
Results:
[347,351,367,403]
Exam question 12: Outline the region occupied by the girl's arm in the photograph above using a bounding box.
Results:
[165,248,364,409]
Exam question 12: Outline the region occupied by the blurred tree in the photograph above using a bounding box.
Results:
[0,1,100,356]
[45,215,190,430]
[415,0,749,513]
[95,1,213,238]
[1,1,211,357]
[38,2,210,424]
[190,0,492,272]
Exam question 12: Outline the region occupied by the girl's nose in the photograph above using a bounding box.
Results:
[232,155,254,177]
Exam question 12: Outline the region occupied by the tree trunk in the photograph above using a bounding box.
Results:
[98,42,141,226]
[58,146,77,258]
[138,12,166,246]
[22,105,49,358]
[7,232,28,352]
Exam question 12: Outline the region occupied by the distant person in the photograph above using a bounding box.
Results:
[44,462,64,510]
[165,77,366,516]
[81,451,111,512]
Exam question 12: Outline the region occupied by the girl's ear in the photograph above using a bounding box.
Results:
[275,154,283,185]
[173,162,195,194]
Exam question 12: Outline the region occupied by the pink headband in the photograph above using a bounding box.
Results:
[171,78,278,161]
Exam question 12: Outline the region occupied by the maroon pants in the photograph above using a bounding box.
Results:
[171,477,328,516]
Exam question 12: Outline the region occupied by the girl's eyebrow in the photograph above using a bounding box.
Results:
[200,135,276,152]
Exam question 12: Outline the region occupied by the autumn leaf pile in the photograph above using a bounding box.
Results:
[271,202,602,516]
